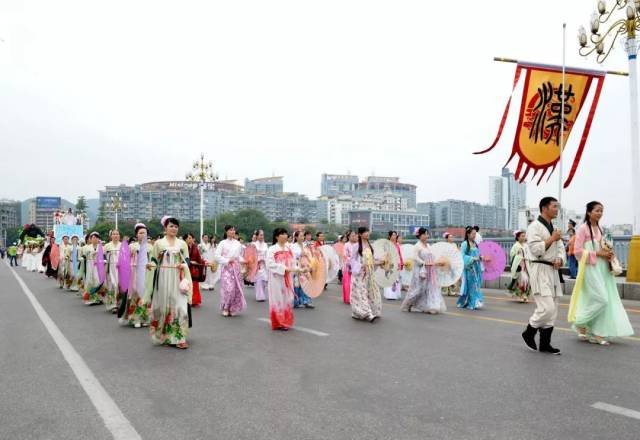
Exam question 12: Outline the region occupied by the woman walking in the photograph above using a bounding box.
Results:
[149,216,192,349]
[349,227,382,322]
[508,231,530,302]
[383,231,403,300]
[267,228,301,331]
[215,225,247,317]
[456,226,485,310]
[291,231,314,308]
[401,228,446,314]
[568,202,634,345]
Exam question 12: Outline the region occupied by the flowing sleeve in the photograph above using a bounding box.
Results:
[267,247,286,276]
[215,241,230,265]
[180,241,194,303]
[350,246,362,276]
[526,224,546,259]
[574,224,597,265]
[413,243,425,266]
[461,242,476,268]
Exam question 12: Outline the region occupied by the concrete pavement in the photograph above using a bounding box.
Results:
[1,261,639,440]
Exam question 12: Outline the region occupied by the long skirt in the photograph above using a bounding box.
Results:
[456,269,484,310]
[569,245,633,339]
[350,271,381,320]
[150,268,190,345]
[219,263,247,314]
[383,280,402,300]
[401,270,446,314]
[293,286,313,307]
[269,279,294,330]
[192,282,202,306]
[342,270,351,304]
[255,277,268,302]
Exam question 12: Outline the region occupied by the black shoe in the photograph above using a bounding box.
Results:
[304,304,315,309]
[539,327,561,355]
[522,324,538,351]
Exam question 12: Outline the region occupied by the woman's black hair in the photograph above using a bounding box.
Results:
[223,225,235,240]
[344,230,353,242]
[514,231,524,241]
[272,227,289,245]
[165,217,180,227]
[583,201,604,244]
[182,232,195,241]
[464,226,475,253]
[316,231,324,238]
[388,230,397,239]
[357,226,373,257]
[415,227,427,239]
[134,224,148,237]
[255,229,264,240]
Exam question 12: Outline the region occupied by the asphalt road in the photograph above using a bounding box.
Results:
[1,261,639,440]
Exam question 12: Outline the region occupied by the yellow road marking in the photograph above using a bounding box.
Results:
[484,294,640,314]
[329,292,640,343]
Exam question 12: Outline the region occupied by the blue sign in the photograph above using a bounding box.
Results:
[54,225,84,244]
[36,197,61,209]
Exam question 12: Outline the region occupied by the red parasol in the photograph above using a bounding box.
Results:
[50,244,60,270]
[243,244,258,282]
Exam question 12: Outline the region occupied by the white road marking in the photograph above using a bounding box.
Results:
[591,402,640,421]
[257,318,329,336]
[6,263,142,440]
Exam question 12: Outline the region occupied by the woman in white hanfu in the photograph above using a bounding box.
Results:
[253,229,269,302]
[401,227,447,314]
[149,216,192,349]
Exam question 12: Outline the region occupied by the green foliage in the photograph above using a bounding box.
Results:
[97,202,109,224]
[75,196,88,213]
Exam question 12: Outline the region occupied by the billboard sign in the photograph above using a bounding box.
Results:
[36,197,61,210]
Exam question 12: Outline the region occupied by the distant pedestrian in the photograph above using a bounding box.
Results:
[8,243,17,266]
[349,227,382,322]
[508,231,530,302]
[567,229,578,279]
[568,201,633,345]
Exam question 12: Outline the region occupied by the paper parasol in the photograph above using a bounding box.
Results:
[400,243,415,273]
[478,240,507,281]
[429,242,463,287]
[372,239,401,288]
[243,244,258,282]
[299,246,326,298]
[319,245,340,283]
[50,244,60,270]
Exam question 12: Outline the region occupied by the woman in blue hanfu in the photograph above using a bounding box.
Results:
[456,226,486,310]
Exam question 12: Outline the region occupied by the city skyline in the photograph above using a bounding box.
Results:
[0,0,633,226]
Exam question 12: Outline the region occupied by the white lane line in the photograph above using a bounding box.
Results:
[5,262,142,440]
[592,402,640,421]
[256,318,329,336]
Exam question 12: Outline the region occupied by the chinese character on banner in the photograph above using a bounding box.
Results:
[475,63,606,188]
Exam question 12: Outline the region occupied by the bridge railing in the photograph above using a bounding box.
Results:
[425,235,633,268]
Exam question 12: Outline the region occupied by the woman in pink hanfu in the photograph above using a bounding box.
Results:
[214,225,247,317]
[267,228,303,331]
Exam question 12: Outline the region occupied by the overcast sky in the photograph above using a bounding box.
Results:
[0,0,635,225]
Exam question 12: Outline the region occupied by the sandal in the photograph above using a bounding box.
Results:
[588,336,610,346]
[176,342,189,349]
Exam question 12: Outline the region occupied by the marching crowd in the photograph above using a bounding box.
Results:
[5,197,634,353]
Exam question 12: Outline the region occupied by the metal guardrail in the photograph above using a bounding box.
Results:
[427,236,633,268]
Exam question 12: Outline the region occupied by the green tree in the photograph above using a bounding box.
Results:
[75,196,87,214]
[97,202,108,224]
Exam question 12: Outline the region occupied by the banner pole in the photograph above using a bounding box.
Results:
[559,23,566,230]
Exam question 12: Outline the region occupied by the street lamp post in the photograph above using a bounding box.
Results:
[110,193,126,231]
[186,154,218,241]
[579,0,640,281]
